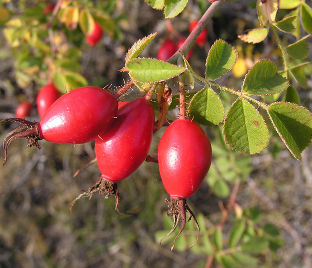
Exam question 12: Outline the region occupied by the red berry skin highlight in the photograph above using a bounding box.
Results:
[158,119,212,199]
[86,23,103,46]
[157,39,177,61]
[95,98,155,182]
[39,86,117,144]
[16,101,32,119]
[189,20,207,47]
[37,83,60,118]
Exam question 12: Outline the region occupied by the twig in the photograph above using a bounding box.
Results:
[115,80,134,98]
[205,181,240,268]
[169,1,221,63]
[179,77,186,119]
[48,0,63,57]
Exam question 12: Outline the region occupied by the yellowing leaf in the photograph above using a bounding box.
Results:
[62,6,79,30]
[239,28,269,44]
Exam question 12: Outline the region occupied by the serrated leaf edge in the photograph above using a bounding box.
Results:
[242,59,289,96]
[187,87,224,125]
[238,27,269,44]
[126,57,186,83]
[274,15,297,34]
[267,101,312,160]
[206,39,238,81]
[223,98,269,154]
[125,32,158,63]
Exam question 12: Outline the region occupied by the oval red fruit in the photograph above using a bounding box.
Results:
[158,119,212,199]
[86,22,103,46]
[16,101,32,119]
[189,20,207,47]
[177,37,193,60]
[157,39,177,61]
[95,98,155,182]
[36,83,60,118]
[39,86,117,143]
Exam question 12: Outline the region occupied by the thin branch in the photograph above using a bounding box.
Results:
[205,181,240,268]
[169,1,221,63]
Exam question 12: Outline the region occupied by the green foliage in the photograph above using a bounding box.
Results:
[126,58,185,82]
[301,3,312,34]
[286,38,309,60]
[242,60,289,95]
[79,9,95,35]
[268,102,312,159]
[223,98,269,154]
[275,16,297,36]
[206,40,237,80]
[164,0,189,18]
[279,0,301,9]
[188,87,224,125]
[145,0,189,18]
[125,33,158,63]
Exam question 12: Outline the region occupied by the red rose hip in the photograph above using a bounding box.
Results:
[158,118,212,250]
[15,101,32,119]
[158,118,212,199]
[86,22,103,46]
[71,97,155,214]
[157,39,177,61]
[36,83,60,118]
[2,86,117,165]
[96,97,154,182]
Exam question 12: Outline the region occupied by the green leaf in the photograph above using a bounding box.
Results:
[52,72,67,93]
[213,180,230,198]
[229,220,246,247]
[145,0,165,10]
[268,102,312,159]
[181,55,195,89]
[219,255,239,268]
[279,0,301,9]
[241,237,268,254]
[286,8,301,39]
[290,65,308,89]
[188,87,224,125]
[93,11,115,36]
[268,237,284,252]
[64,71,87,89]
[284,86,300,105]
[126,58,185,83]
[164,0,188,18]
[231,252,258,266]
[263,223,279,237]
[223,98,269,154]
[301,3,312,34]
[275,16,297,35]
[243,60,288,95]
[286,38,309,60]
[206,40,237,80]
[213,227,223,251]
[79,9,95,35]
[126,33,158,63]
[238,28,269,44]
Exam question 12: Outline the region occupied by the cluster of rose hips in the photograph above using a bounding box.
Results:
[3,81,212,248]
[157,20,207,61]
